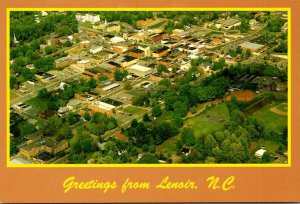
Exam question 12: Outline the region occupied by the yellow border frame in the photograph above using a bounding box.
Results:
[6,7,292,168]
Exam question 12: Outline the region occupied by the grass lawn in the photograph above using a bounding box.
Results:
[26,97,48,111]
[121,105,149,117]
[251,101,287,133]
[276,103,288,112]
[148,20,165,29]
[10,91,20,100]
[255,139,280,153]
[183,103,230,137]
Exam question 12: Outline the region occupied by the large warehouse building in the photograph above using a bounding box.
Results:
[127,64,155,77]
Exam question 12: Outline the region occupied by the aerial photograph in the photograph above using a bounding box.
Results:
[9,10,288,165]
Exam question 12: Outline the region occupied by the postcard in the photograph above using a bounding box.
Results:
[0,0,299,203]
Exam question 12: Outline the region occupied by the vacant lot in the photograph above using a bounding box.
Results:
[226,90,255,102]
[251,101,287,133]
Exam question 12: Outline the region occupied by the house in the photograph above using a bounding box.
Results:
[239,41,267,53]
[255,148,266,158]
[88,101,116,116]
[127,64,155,77]
[57,107,69,117]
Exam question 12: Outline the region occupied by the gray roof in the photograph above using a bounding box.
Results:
[221,18,241,26]
[240,41,265,51]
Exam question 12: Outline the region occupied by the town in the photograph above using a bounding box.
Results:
[9,10,288,164]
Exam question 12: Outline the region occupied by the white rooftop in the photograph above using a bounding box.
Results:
[129,64,152,72]
[102,83,120,91]
[94,101,116,110]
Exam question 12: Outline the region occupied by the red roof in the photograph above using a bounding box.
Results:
[114,132,128,141]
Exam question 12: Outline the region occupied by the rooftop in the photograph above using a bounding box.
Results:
[220,18,241,26]
[129,64,152,72]
[93,101,116,110]
[240,41,265,51]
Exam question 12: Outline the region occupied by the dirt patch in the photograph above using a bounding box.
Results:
[136,18,156,27]
[226,90,255,102]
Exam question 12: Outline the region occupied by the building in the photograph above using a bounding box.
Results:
[89,46,103,54]
[88,101,116,116]
[249,19,258,30]
[138,45,151,57]
[110,36,125,44]
[255,148,267,158]
[35,72,55,82]
[67,99,82,109]
[127,64,154,77]
[219,18,241,30]
[58,107,69,117]
[113,55,138,68]
[19,138,69,159]
[150,32,168,43]
[97,83,120,92]
[76,13,100,24]
[79,40,92,49]
[128,48,145,59]
[59,82,69,90]
[74,93,95,101]
[152,46,169,58]
[77,59,91,71]
[55,56,78,68]
[239,41,266,53]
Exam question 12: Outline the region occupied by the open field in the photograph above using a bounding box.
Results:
[251,101,287,133]
[184,102,230,137]
[121,105,149,117]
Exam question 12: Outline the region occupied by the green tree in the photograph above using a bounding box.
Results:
[181,128,196,146]
[37,88,50,98]
[143,113,151,122]
[123,81,132,90]
[152,105,162,117]
[138,153,159,164]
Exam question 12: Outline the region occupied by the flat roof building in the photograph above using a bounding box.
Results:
[239,41,266,53]
[127,64,154,77]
